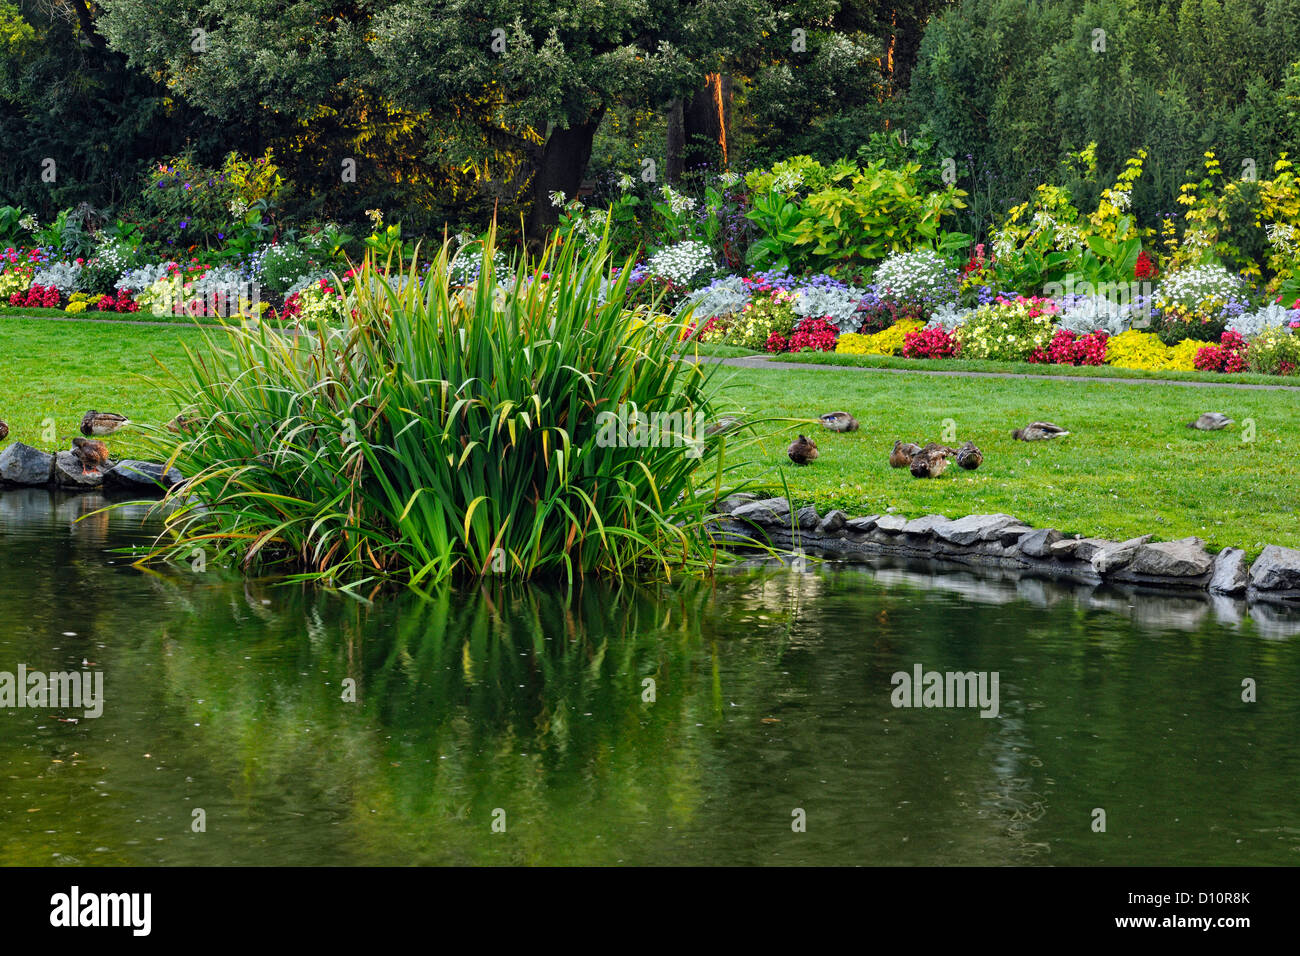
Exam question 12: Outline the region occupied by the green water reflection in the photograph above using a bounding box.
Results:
[1,487,1298,865]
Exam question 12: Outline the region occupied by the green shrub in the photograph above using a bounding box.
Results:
[147,231,743,587]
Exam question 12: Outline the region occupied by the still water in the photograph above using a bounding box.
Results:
[1,487,1297,866]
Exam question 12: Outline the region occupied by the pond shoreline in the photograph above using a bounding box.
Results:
[711,497,1300,608]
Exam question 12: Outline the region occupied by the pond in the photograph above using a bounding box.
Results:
[1,487,1297,866]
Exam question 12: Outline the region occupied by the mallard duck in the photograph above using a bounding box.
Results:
[1186,412,1233,431]
[889,440,922,469]
[81,410,130,437]
[704,415,744,437]
[1011,422,1069,441]
[910,443,956,478]
[787,434,819,465]
[71,437,110,472]
[167,413,201,434]
[955,440,983,470]
[0,419,8,442]
[819,411,859,433]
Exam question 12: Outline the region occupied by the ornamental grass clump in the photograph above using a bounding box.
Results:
[145,231,739,590]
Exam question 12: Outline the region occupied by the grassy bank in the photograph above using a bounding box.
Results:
[0,317,203,460]
[2,316,1297,557]
[714,365,1300,556]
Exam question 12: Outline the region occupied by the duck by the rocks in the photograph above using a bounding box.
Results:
[787,434,819,465]
[955,440,983,470]
[1011,422,1069,441]
[0,419,8,442]
[889,440,922,469]
[70,437,110,473]
[1186,412,1233,431]
[81,410,130,437]
[909,442,956,478]
[819,411,860,433]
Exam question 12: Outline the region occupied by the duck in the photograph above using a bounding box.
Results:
[1011,422,1069,441]
[0,419,7,442]
[819,411,859,433]
[81,410,130,437]
[70,437,110,472]
[704,415,744,437]
[787,434,819,465]
[955,440,983,470]
[1186,412,1233,431]
[889,440,922,469]
[909,443,956,478]
[167,413,201,434]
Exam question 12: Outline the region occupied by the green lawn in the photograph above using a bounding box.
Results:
[0,316,205,460]
[2,316,1297,556]
[711,364,1300,556]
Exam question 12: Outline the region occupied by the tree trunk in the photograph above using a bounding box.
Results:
[525,110,606,241]
[682,73,733,173]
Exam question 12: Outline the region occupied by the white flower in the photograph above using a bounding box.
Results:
[647,240,715,287]
[548,191,567,208]
[660,186,697,216]
[718,171,742,189]
[617,174,636,191]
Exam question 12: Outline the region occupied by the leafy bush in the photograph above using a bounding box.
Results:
[871,248,960,309]
[255,242,315,300]
[1193,331,1249,373]
[135,150,284,247]
[724,292,798,350]
[147,232,738,585]
[954,296,1059,360]
[902,325,961,359]
[1247,324,1300,375]
[835,319,924,355]
[1104,330,1201,371]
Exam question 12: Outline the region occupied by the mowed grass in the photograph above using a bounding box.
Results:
[0,316,204,460]
[3,315,1297,557]
[712,364,1300,556]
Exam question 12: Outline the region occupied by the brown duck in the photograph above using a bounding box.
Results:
[819,411,860,433]
[889,440,922,469]
[909,443,956,478]
[787,434,819,465]
[81,410,130,437]
[955,441,983,470]
[167,412,201,434]
[1011,422,1069,441]
[71,437,110,473]
[0,419,8,442]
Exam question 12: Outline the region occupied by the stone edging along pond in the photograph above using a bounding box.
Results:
[0,441,181,495]
[709,495,1300,606]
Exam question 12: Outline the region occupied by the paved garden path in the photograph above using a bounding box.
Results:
[698,353,1300,392]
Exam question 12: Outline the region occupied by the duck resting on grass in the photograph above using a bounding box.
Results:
[955,440,983,470]
[787,434,819,465]
[889,440,922,469]
[1011,422,1069,441]
[81,410,130,437]
[70,437,110,473]
[819,411,860,433]
[1187,412,1234,431]
[910,443,957,478]
[0,419,7,442]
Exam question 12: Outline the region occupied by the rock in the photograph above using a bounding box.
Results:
[996,524,1034,546]
[1248,545,1300,593]
[1049,538,1080,558]
[902,514,949,537]
[1017,528,1063,558]
[104,459,184,492]
[1209,547,1250,595]
[0,442,54,485]
[935,514,1018,547]
[731,497,790,526]
[1125,537,1214,579]
[845,515,880,534]
[53,450,112,488]
[815,509,847,535]
[1089,535,1151,573]
[875,514,908,534]
[795,504,821,531]
[717,493,758,514]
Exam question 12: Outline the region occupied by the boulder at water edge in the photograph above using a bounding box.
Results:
[104,460,184,492]
[0,442,54,485]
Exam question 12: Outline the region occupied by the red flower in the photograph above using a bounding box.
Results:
[903,326,961,360]
[1134,251,1157,280]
